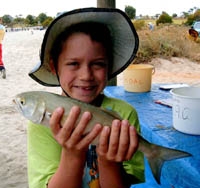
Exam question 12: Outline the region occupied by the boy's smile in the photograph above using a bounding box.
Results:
[57,33,108,103]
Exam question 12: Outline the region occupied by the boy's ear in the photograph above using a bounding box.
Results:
[49,59,56,75]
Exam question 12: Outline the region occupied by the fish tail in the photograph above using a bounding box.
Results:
[146,144,192,184]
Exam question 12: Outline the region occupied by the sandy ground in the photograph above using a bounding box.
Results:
[117,57,200,87]
[0,30,200,188]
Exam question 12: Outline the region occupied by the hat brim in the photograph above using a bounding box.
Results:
[29,7,139,86]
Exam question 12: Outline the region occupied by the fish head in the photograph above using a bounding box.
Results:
[13,92,46,124]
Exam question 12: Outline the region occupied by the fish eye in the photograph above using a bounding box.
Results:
[20,98,25,105]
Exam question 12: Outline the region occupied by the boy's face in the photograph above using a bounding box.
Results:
[57,33,108,103]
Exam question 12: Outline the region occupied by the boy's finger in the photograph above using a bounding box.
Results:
[126,126,138,160]
[107,120,120,156]
[117,120,130,161]
[49,107,64,135]
[59,106,81,140]
[69,111,92,145]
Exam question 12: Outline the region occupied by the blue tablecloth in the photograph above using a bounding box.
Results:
[104,85,200,188]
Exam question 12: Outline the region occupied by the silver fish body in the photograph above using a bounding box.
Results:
[13,91,191,184]
[14,91,118,135]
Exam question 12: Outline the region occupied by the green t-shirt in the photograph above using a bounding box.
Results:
[27,95,144,188]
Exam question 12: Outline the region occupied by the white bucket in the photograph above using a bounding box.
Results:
[123,64,155,92]
[170,87,200,135]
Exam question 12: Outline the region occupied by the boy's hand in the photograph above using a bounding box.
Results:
[97,120,138,162]
[49,106,102,156]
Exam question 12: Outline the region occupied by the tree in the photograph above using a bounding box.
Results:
[2,15,12,25]
[125,5,136,19]
[13,17,25,25]
[182,11,189,18]
[194,9,200,20]
[25,15,36,25]
[186,9,200,25]
[37,13,48,25]
[172,13,177,18]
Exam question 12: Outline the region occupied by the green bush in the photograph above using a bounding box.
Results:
[185,14,195,25]
[132,20,145,30]
[42,17,53,28]
[156,12,172,25]
[185,10,200,25]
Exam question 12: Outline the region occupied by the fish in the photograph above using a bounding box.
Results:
[13,91,192,184]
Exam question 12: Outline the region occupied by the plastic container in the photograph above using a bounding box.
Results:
[170,87,200,135]
[123,64,155,92]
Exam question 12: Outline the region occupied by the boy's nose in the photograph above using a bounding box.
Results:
[79,66,94,81]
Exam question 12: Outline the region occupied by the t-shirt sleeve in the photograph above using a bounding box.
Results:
[27,121,62,188]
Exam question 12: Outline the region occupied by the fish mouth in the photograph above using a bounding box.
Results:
[12,99,16,104]
[12,98,17,107]
[12,98,23,112]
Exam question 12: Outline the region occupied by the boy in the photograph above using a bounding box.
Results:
[28,8,144,187]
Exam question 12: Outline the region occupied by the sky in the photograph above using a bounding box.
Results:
[0,0,199,18]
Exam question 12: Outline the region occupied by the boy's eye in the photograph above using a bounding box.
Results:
[66,62,79,67]
[92,62,107,69]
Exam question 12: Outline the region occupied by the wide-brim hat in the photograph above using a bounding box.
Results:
[29,7,139,86]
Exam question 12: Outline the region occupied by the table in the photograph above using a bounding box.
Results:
[104,85,200,188]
